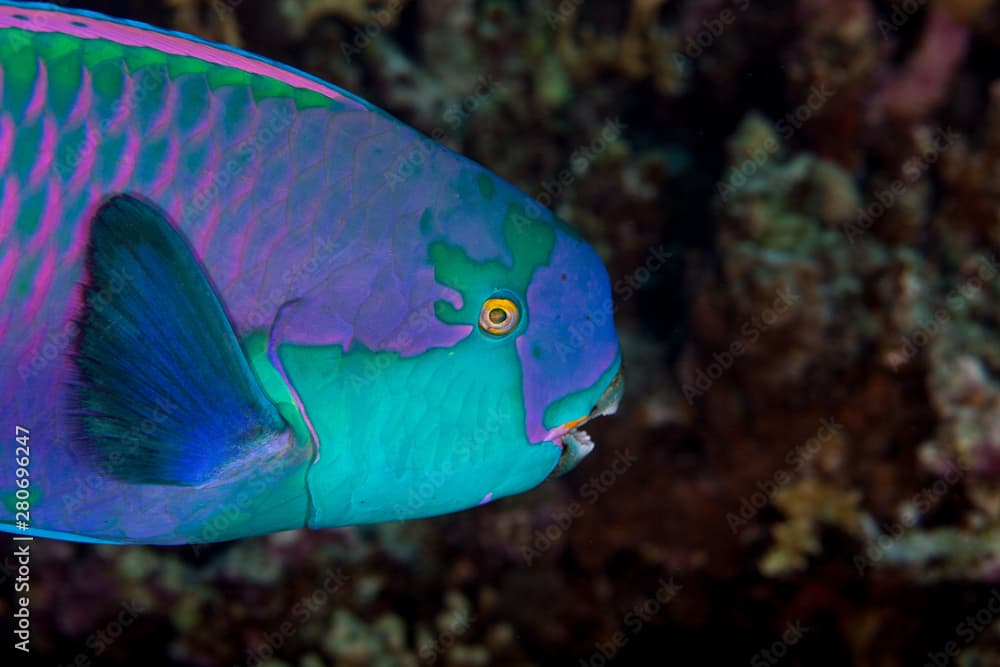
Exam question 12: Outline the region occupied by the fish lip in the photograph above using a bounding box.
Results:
[546,366,624,478]
[591,365,624,419]
[549,365,624,444]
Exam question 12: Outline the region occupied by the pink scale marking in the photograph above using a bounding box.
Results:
[147,77,177,138]
[27,180,63,254]
[66,188,102,264]
[0,241,19,305]
[67,118,98,197]
[0,175,19,241]
[190,148,220,203]
[24,244,56,321]
[194,198,222,260]
[108,125,140,192]
[66,65,93,128]
[23,56,46,123]
[149,133,180,197]
[192,143,223,250]
[105,62,134,134]
[0,114,14,174]
[188,91,220,142]
[165,190,186,224]
[27,113,57,190]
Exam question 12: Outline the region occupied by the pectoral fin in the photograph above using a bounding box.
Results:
[70,194,292,486]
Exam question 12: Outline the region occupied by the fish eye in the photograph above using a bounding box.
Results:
[479,296,520,336]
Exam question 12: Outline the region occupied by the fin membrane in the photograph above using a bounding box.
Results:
[71,194,289,486]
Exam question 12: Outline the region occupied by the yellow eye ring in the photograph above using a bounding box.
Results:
[479,297,520,336]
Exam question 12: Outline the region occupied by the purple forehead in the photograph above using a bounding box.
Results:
[518,232,618,443]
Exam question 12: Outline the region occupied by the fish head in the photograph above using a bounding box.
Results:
[417,167,625,483]
[458,199,625,479]
[273,164,622,526]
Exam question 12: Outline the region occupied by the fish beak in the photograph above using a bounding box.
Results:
[547,367,624,478]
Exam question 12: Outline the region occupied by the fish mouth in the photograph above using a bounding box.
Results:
[547,366,624,478]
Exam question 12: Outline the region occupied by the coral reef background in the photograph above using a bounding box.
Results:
[5,0,1000,665]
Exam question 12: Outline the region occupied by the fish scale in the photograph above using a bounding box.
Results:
[0,2,623,544]
[0,25,468,361]
[0,12,466,542]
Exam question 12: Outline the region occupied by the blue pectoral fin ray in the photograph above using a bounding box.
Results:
[70,194,293,487]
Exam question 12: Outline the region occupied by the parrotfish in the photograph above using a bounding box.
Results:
[0,1,623,544]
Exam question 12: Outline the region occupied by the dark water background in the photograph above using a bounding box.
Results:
[6,0,1000,665]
